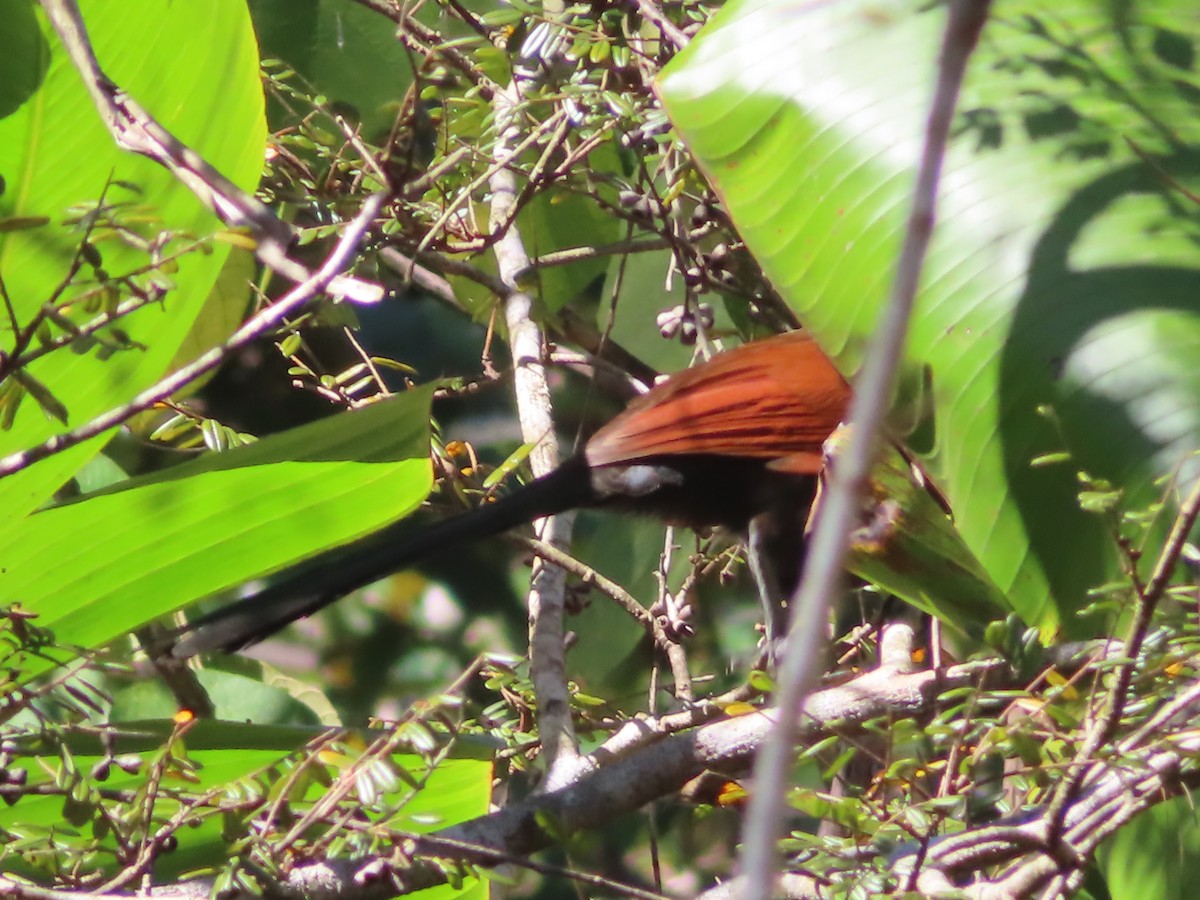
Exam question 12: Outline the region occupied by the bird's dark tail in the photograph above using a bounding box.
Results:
[167,457,595,658]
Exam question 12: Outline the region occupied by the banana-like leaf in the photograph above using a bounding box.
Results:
[0,0,265,535]
[2,386,434,663]
[660,0,1200,635]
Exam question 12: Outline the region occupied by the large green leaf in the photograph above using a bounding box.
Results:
[659,0,1200,635]
[1098,796,1200,900]
[523,185,623,312]
[0,0,47,119]
[0,0,265,534]
[251,0,417,140]
[832,434,1011,640]
[2,386,434,656]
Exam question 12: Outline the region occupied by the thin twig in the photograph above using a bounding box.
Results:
[390,5,500,100]
[527,225,716,272]
[635,0,691,51]
[517,534,694,700]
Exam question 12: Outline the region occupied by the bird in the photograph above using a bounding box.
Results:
[168,330,851,659]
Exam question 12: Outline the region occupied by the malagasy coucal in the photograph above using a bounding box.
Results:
[169,330,851,658]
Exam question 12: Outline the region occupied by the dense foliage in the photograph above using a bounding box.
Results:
[1,1,1199,899]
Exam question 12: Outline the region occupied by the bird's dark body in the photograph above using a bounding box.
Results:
[169,331,849,658]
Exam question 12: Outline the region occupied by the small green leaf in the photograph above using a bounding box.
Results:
[0,215,50,232]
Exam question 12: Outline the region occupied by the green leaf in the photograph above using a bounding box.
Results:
[1,385,435,658]
[1099,796,1200,900]
[0,0,48,118]
[251,0,418,139]
[834,434,1011,641]
[521,164,623,311]
[110,666,326,726]
[660,0,1200,635]
[167,248,256,396]
[0,0,266,534]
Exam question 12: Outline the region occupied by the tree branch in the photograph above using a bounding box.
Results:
[489,77,580,785]
[177,654,1009,899]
